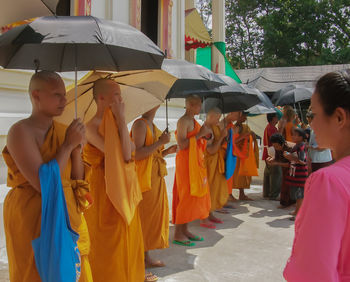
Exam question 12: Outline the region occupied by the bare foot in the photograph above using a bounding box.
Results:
[145,259,165,268]
[239,195,254,201]
[200,218,216,229]
[208,214,223,224]
[228,194,238,202]
[145,252,165,268]
[216,208,231,214]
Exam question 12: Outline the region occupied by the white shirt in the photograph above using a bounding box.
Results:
[308,130,333,163]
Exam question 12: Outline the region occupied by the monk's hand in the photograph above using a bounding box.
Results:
[65,119,85,150]
[110,98,126,125]
[166,144,178,154]
[159,130,171,145]
[197,123,211,139]
[220,128,228,139]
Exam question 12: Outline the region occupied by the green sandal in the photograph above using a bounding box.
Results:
[188,235,204,242]
[172,240,196,247]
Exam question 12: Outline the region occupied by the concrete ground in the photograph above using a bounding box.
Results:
[0,186,295,282]
[148,186,295,282]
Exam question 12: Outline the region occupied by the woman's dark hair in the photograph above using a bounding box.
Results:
[266,113,277,123]
[315,70,350,116]
[293,127,307,141]
[270,133,285,145]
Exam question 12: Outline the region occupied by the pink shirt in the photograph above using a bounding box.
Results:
[284,156,350,282]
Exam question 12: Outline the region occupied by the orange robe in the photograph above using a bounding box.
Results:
[83,109,144,282]
[172,120,211,224]
[284,121,294,142]
[133,119,169,251]
[205,124,228,211]
[226,122,235,194]
[2,121,92,282]
[232,124,259,189]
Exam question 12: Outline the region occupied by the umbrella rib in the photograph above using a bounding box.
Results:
[59,43,66,73]
[83,98,95,122]
[91,16,119,70]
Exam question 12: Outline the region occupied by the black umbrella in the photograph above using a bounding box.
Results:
[202,75,261,113]
[0,16,165,117]
[241,85,276,115]
[162,59,225,99]
[272,84,314,106]
[0,16,164,71]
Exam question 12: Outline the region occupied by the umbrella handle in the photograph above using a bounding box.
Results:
[165,98,169,132]
[75,67,78,119]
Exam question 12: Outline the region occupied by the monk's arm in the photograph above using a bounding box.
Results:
[132,121,162,160]
[206,129,226,154]
[7,123,76,192]
[70,148,84,180]
[116,116,133,162]
[176,118,190,150]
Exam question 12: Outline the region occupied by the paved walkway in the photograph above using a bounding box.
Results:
[0,186,295,282]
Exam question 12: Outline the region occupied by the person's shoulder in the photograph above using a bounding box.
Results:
[8,119,33,139]
[178,115,191,125]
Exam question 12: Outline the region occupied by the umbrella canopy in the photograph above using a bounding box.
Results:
[272,84,314,106]
[162,59,225,99]
[202,75,261,113]
[241,84,276,115]
[55,70,176,125]
[0,16,165,72]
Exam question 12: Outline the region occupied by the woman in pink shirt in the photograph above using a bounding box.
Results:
[284,70,350,282]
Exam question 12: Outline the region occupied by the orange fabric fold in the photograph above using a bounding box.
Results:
[189,135,209,197]
[132,118,154,193]
[172,120,211,224]
[98,109,143,225]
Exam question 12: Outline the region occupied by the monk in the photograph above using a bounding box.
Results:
[2,71,92,282]
[200,108,228,228]
[232,112,259,201]
[221,111,240,206]
[172,95,212,246]
[84,79,146,282]
[131,106,177,268]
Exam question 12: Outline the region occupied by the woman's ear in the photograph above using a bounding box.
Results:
[334,107,348,128]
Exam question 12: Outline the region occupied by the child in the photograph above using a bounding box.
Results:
[283,128,308,220]
[267,133,293,207]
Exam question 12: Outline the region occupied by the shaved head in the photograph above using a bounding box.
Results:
[207,107,222,115]
[29,71,63,95]
[185,95,202,106]
[28,71,66,117]
[206,107,222,126]
[92,78,120,101]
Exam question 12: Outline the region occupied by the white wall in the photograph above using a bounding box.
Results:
[112,0,130,23]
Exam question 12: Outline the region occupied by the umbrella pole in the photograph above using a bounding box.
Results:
[166,98,169,132]
[75,67,78,119]
[298,102,304,123]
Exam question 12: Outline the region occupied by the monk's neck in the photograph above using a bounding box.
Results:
[95,106,107,119]
[28,112,53,131]
[142,114,155,124]
[185,110,195,119]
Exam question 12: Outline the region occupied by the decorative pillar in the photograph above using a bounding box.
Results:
[71,0,91,16]
[130,0,141,30]
[184,0,196,63]
[176,0,185,60]
[212,0,225,74]
[159,0,173,57]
